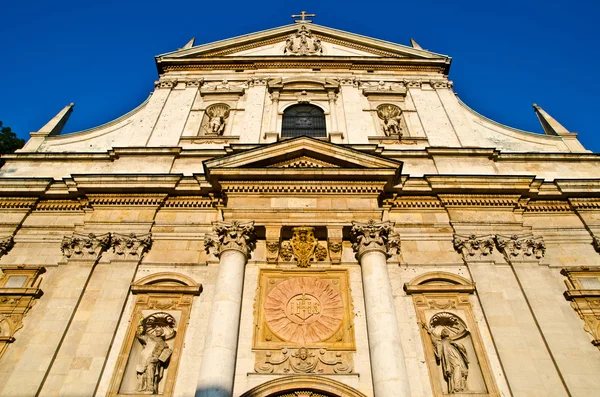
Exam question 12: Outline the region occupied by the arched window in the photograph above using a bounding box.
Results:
[281,104,326,138]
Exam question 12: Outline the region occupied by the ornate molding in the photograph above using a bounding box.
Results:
[61,232,111,259]
[453,234,495,259]
[162,196,222,208]
[184,78,204,88]
[221,181,384,195]
[86,194,167,207]
[0,236,14,258]
[111,233,152,260]
[0,197,38,209]
[495,234,546,260]
[439,194,522,208]
[328,239,342,264]
[266,240,280,264]
[255,347,352,374]
[154,79,178,89]
[204,221,256,258]
[350,220,400,260]
[279,227,327,267]
[384,196,443,209]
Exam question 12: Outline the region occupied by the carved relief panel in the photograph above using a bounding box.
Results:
[253,269,355,374]
[405,272,500,397]
[108,273,201,397]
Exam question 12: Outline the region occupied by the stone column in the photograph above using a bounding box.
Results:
[327,91,339,132]
[263,91,280,142]
[196,221,256,397]
[351,220,410,397]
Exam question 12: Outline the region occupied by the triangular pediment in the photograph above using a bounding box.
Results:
[203,136,402,188]
[159,23,448,60]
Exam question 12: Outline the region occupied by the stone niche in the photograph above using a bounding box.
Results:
[107,273,201,397]
[0,265,45,358]
[253,269,355,375]
[561,266,600,349]
[404,272,500,397]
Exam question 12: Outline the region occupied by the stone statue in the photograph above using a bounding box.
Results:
[284,25,323,55]
[424,325,469,393]
[203,104,230,136]
[135,317,173,394]
[376,104,403,137]
[382,115,403,136]
[208,116,225,135]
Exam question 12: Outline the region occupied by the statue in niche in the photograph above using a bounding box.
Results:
[202,104,230,135]
[424,312,470,393]
[376,104,403,137]
[135,312,175,394]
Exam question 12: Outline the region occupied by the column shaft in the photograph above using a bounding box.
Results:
[360,250,411,397]
[196,249,247,397]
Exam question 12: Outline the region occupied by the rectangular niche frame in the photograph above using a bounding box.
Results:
[561,266,600,349]
[404,272,500,397]
[107,273,201,397]
[253,268,355,351]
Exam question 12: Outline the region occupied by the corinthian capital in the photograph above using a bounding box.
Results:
[453,234,494,260]
[111,233,152,259]
[204,221,256,259]
[350,220,400,259]
[0,235,14,258]
[61,232,111,259]
[495,234,546,260]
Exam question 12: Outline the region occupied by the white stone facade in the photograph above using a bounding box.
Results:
[0,21,599,397]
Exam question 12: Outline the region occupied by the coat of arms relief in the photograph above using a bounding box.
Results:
[253,270,355,375]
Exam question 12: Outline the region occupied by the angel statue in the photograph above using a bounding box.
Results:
[423,323,469,393]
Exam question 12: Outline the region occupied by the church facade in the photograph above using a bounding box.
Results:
[0,17,599,397]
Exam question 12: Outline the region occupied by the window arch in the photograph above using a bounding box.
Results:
[281,104,326,138]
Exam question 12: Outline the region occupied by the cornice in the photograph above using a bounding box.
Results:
[220,181,384,195]
[569,198,600,210]
[384,195,443,209]
[35,200,84,211]
[0,197,39,209]
[163,196,222,208]
[524,200,573,213]
[86,194,168,207]
[158,57,449,74]
[438,194,522,208]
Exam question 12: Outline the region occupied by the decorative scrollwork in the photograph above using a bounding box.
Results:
[61,232,111,259]
[254,347,352,374]
[453,234,494,259]
[279,227,327,267]
[495,234,546,260]
[204,221,256,258]
[350,220,400,259]
[111,233,152,259]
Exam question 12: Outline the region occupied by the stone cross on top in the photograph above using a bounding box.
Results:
[291,11,316,23]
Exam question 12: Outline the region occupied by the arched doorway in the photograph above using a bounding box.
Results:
[240,375,368,397]
[281,104,327,138]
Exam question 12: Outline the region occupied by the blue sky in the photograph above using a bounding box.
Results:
[2,1,599,151]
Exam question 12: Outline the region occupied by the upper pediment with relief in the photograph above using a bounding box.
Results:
[158,23,448,60]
